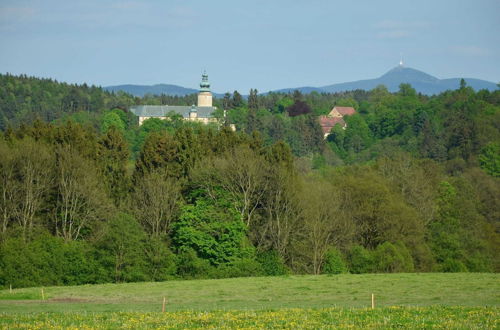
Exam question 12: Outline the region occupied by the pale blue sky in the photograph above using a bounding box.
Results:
[0,0,498,93]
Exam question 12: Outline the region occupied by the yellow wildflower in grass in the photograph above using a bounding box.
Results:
[0,306,498,329]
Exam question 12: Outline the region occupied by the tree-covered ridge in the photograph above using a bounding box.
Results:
[0,73,203,131]
[0,74,499,288]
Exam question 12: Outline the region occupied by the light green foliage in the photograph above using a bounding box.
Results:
[344,114,373,153]
[479,142,500,177]
[322,247,348,274]
[101,109,126,133]
[374,241,414,273]
[336,97,359,109]
[172,198,254,266]
[273,97,294,114]
[430,180,494,272]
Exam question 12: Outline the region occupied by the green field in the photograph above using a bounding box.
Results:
[1,273,499,328]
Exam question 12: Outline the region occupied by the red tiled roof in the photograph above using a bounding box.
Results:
[333,106,356,116]
[319,116,345,134]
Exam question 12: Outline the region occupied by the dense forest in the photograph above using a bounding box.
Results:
[0,73,499,288]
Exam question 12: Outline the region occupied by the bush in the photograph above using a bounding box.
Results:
[0,234,98,288]
[322,247,348,274]
[216,258,264,278]
[93,213,149,283]
[176,248,214,279]
[257,250,289,276]
[144,237,177,281]
[347,245,374,274]
[438,258,468,272]
[373,241,414,273]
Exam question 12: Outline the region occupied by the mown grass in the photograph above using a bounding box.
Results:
[1,306,498,329]
[0,273,498,313]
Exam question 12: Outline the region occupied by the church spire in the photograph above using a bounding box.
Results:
[200,71,210,92]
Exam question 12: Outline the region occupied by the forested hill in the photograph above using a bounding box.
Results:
[274,66,498,95]
[0,73,499,288]
[0,73,133,130]
[0,73,201,130]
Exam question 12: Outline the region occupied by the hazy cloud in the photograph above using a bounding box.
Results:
[374,20,431,29]
[0,5,36,30]
[450,45,491,56]
[377,30,410,39]
[374,19,430,39]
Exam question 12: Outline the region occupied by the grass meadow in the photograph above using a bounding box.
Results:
[0,273,499,328]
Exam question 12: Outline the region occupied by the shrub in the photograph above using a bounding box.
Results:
[257,250,289,276]
[322,247,348,274]
[144,237,177,281]
[0,234,98,288]
[347,245,374,274]
[373,241,414,273]
[93,213,149,283]
[176,248,214,279]
[439,258,468,272]
[216,258,263,278]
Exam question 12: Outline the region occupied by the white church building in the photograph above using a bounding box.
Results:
[130,72,217,126]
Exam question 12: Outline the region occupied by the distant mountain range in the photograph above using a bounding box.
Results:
[104,66,498,97]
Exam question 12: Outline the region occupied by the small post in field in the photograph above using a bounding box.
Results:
[9,284,12,293]
[41,288,45,301]
[371,293,375,309]
[162,297,166,312]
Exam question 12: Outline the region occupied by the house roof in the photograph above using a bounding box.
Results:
[319,116,345,134]
[129,105,216,119]
[332,106,356,116]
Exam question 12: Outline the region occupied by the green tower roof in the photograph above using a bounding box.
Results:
[199,71,210,92]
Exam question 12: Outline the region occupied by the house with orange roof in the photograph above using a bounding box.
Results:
[318,106,356,138]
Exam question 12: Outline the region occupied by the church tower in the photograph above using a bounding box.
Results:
[197,71,212,107]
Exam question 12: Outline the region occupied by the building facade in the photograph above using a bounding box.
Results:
[130,72,217,126]
[318,106,356,138]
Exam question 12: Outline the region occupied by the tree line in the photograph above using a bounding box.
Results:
[0,74,498,288]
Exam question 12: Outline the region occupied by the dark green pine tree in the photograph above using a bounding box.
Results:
[222,92,232,109]
[248,88,259,110]
[232,90,244,108]
[98,126,131,206]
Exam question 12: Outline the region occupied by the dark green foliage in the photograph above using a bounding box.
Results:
[257,250,289,276]
[94,213,149,283]
[144,238,177,281]
[0,73,136,130]
[175,248,214,279]
[134,131,182,179]
[347,245,374,274]
[216,258,264,278]
[322,248,348,274]
[0,234,98,288]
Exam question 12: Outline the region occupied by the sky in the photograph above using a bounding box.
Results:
[0,0,499,93]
